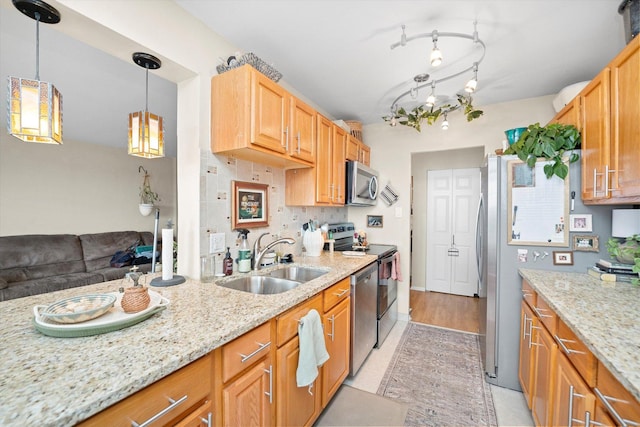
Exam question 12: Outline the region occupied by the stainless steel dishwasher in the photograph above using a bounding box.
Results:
[349,261,378,376]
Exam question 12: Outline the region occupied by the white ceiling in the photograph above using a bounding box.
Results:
[176,0,626,124]
[0,0,628,155]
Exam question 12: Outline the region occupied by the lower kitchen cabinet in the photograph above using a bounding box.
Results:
[553,352,594,427]
[530,322,556,427]
[322,295,350,407]
[518,300,535,408]
[175,399,214,427]
[594,360,640,426]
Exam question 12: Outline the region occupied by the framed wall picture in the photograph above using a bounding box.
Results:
[573,234,599,252]
[569,214,593,232]
[367,215,383,227]
[553,251,574,265]
[231,181,268,229]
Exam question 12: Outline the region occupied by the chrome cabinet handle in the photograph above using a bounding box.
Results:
[284,126,289,151]
[327,315,335,341]
[131,395,188,427]
[200,412,212,427]
[333,289,349,298]
[568,385,588,427]
[594,387,639,427]
[522,313,530,340]
[264,365,273,404]
[240,341,271,363]
[529,324,542,348]
[296,131,301,153]
[554,334,586,356]
[533,306,553,318]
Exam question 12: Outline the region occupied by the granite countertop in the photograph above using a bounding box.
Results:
[519,268,640,401]
[0,252,377,426]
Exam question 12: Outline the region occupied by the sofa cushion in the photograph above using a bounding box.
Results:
[0,234,85,281]
[0,278,7,290]
[79,231,146,272]
[0,272,105,302]
[94,263,154,282]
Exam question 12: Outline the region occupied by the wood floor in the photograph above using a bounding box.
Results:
[409,289,480,334]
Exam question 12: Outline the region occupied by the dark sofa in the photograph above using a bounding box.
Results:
[0,231,156,301]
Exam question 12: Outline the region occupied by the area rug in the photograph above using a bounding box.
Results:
[315,385,409,426]
[377,323,497,427]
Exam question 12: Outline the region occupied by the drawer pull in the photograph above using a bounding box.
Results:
[523,313,530,340]
[529,323,542,348]
[264,365,273,404]
[554,335,586,356]
[200,412,212,427]
[130,394,188,427]
[240,341,271,363]
[333,289,349,298]
[327,315,335,342]
[594,387,639,427]
[533,306,553,318]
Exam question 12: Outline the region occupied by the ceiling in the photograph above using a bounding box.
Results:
[0,1,628,155]
[176,0,626,125]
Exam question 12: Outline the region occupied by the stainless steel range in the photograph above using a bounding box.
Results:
[326,222,398,375]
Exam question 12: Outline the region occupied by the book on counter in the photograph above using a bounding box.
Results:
[588,266,636,283]
[595,259,635,275]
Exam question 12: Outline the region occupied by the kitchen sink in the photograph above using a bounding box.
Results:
[268,266,328,282]
[217,276,301,295]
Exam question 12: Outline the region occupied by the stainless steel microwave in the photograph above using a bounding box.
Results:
[346,161,379,206]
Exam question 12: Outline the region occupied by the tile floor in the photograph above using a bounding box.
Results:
[344,320,534,427]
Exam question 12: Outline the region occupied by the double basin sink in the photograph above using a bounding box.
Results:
[217,266,328,295]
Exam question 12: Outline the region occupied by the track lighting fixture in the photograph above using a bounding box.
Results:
[425,82,436,108]
[430,31,443,67]
[441,113,449,130]
[465,63,478,93]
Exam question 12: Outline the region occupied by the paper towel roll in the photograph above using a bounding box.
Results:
[162,228,174,280]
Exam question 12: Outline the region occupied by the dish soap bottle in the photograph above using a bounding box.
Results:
[223,247,233,276]
[236,229,252,273]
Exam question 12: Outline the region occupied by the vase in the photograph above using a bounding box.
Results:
[139,203,154,216]
[303,230,324,257]
[121,286,150,313]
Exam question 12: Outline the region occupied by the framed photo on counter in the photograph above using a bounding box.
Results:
[231,181,268,229]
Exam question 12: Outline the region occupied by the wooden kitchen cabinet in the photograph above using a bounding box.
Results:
[519,300,536,408]
[322,297,350,407]
[552,352,595,427]
[594,360,640,426]
[78,354,213,427]
[531,317,557,427]
[550,97,580,128]
[285,117,346,206]
[220,321,274,427]
[211,64,314,169]
[579,36,640,204]
[346,134,370,166]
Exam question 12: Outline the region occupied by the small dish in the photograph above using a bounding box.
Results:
[40,294,117,324]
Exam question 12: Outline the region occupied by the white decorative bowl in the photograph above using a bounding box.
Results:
[40,294,117,324]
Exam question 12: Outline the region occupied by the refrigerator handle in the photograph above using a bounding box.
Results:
[474,193,484,284]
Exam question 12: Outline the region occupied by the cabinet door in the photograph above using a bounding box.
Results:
[276,336,322,427]
[332,125,347,204]
[175,399,213,427]
[346,135,360,161]
[610,37,640,199]
[580,70,611,201]
[251,72,288,154]
[531,319,557,427]
[315,115,333,203]
[360,143,371,166]
[222,357,273,427]
[519,301,535,408]
[551,97,580,129]
[322,297,350,407]
[290,98,316,163]
[552,352,595,427]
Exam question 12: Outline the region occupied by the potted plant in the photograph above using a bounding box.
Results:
[503,123,581,180]
[606,234,640,265]
[384,95,483,132]
[138,166,160,216]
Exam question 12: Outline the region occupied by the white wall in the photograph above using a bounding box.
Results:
[352,95,557,319]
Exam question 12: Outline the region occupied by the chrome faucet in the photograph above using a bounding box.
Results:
[253,235,295,270]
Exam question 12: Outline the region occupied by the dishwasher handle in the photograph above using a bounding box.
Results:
[351,262,378,285]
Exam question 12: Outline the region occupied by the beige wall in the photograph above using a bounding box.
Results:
[0,137,176,236]
[351,95,557,320]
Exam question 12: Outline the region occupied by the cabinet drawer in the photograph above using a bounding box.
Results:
[554,318,597,387]
[276,294,323,347]
[522,280,537,308]
[79,355,211,427]
[323,278,350,312]
[222,321,271,383]
[532,296,557,335]
[595,361,640,425]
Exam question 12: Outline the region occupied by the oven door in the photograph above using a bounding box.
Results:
[377,252,398,317]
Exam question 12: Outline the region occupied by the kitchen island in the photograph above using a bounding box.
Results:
[0,252,376,426]
[519,268,640,402]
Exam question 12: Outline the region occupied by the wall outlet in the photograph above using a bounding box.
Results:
[210,232,225,253]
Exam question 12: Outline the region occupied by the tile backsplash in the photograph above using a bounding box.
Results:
[200,149,347,265]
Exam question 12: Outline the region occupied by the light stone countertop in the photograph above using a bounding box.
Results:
[519,268,640,401]
[0,252,377,426]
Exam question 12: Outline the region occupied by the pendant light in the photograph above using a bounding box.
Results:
[128,52,164,159]
[8,0,63,144]
[430,31,443,67]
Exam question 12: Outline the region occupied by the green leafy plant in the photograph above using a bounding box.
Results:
[606,235,640,264]
[503,123,581,180]
[139,166,160,205]
[632,258,640,286]
[383,96,483,132]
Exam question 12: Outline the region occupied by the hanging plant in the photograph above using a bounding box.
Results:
[383,95,483,132]
[503,123,581,180]
[138,166,160,214]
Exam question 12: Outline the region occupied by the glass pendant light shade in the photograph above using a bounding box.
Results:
[8,76,63,144]
[425,82,436,107]
[128,111,164,158]
[465,63,479,93]
[128,52,164,159]
[430,47,443,67]
[8,0,63,144]
[441,119,449,130]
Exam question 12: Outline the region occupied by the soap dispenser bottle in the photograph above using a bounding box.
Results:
[236,229,252,273]
[223,247,233,276]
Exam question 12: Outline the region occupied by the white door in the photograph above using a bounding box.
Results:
[426,168,480,296]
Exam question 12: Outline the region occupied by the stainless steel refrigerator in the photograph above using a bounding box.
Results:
[476,154,613,391]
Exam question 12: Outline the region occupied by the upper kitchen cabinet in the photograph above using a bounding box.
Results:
[549,97,580,128]
[211,64,315,169]
[579,36,640,204]
[346,135,370,166]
